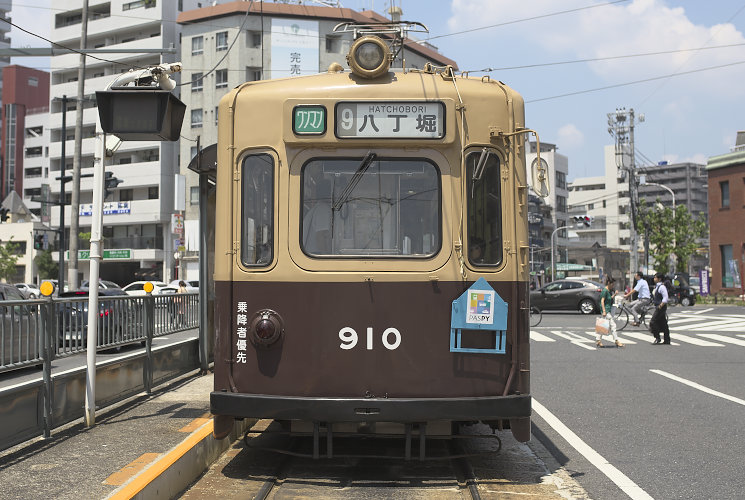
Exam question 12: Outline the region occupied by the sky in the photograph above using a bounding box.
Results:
[7,0,745,181]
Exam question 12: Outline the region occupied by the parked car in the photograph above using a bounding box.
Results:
[168,280,199,292]
[15,283,41,299]
[57,288,140,349]
[81,279,121,290]
[0,283,40,371]
[122,281,172,296]
[530,279,603,314]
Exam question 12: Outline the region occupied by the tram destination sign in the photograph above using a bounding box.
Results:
[335,101,444,139]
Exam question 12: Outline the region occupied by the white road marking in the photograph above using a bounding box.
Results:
[670,335,723,347]
[530,331,556,342]
[580,331,637,344]
[650,369,745,406]
[533,399,655,500]
[685,307,713,314]
[738,334,745,339]
[687,319,745,331]
[551,330,597,350]
[667,316,716,326]
[698,333,745,347]
[617,330,680,346]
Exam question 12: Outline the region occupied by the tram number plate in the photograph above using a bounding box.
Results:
[335,101,444,139]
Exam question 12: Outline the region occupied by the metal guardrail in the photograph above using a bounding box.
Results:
[0,292,199,373]
[0,291,203,452]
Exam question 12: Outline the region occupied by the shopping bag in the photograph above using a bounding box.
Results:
[595,317,610,335]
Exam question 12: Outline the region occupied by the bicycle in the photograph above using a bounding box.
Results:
[612,299,655,331]
[529,306,542,327]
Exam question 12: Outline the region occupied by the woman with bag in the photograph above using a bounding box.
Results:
[596,277,624,348]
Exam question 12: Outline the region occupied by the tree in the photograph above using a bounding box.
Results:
[637,199,708,273]
[34,249,59,280]
[0,239,20,282]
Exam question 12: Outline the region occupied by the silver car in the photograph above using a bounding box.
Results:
[14,283,41,299]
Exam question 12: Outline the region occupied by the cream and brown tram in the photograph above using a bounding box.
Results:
[211,28,540,455]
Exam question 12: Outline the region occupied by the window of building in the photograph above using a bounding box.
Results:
[215,69,228,88]
[587,203,594,210]
[246,67,262,81]
[721,244,734,287]
[191,36,203,55]
[556,195,567,212]
[190,186,200,205]
[25,146,42,158]
[325,36,340,53]
[191,109,203,128]
[190,146,198,159]
[720,181,730,208]
[123,0,156,11]
[28,77,38,87]
[242,154,274,265]
[215,106,219,125]
[191,72,203,92]
[602,200,607,208]
[216,31,228,51]
[555,171,566,190]
[466,150,501,266]
[120,189,134,202]
[247,31,261,48]
[148,186,159,199]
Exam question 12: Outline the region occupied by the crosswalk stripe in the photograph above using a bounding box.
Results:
[580,331,637,344]
[550,330,597,350]
[699,333,745,347]
[530,331,556,342]
[667,316,718,325]
[618,330,680,345]
[671,335,723,346]
[687,319,745,331]
[738,334,745,339]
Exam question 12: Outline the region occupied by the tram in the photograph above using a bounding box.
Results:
[210,23,544,453]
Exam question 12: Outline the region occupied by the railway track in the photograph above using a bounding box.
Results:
[179,420,580,499]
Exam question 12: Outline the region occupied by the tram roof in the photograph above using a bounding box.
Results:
[176,1,458,70]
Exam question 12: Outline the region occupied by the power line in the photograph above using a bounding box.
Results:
[526,59,745,103]
[466,43,745,73]
[421,0,630,41]
[0,17,149,70]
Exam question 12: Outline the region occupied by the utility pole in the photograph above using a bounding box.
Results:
[607,108,644,281]
[69,0,89,290]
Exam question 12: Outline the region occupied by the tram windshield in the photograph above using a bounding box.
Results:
[301,157,440,257]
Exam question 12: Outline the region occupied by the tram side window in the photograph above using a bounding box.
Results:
[466,150,502,266]
[241,154,274,266]
[301,157,440,257]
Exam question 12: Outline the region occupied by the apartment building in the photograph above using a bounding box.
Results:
[41,0,202,286]
[175,1,457,280]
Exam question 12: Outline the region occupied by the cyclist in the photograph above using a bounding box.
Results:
[622,271,651,327]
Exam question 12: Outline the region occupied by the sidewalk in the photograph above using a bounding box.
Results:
[0,371,221,500]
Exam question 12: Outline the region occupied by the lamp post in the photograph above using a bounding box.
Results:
[550,225,568,282]
[641,180,675,274]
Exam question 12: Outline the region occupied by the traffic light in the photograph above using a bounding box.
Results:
[0,208,8,222]
[104,171,123,199]
[572,215,592,228]
[34,233,44,250]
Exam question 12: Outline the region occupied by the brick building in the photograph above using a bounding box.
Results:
[706,131,745,296]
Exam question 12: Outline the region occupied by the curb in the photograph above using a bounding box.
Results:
[106,417,254,500]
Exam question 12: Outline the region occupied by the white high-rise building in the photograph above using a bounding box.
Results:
[43,0,201,286]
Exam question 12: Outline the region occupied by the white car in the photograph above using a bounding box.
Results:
[121,281,171,296]
[15,283,41,299]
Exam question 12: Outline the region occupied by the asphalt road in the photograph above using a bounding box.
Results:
[530,304,745,500]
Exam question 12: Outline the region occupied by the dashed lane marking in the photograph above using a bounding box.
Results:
[533,399,655,500]
[650,369,745,407]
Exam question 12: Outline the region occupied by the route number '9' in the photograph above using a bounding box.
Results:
[339,327,402,350]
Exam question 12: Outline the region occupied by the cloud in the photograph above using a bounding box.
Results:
[557,123,585,149]
[447,0,745,94]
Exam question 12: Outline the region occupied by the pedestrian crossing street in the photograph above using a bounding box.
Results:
[531,308,745,349]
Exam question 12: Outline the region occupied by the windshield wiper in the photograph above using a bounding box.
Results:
[332,151,377,211]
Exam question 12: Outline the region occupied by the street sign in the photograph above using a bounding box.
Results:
[171,213,184,235]
[66,249,132,260]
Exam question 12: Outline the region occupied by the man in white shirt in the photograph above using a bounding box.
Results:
[623,271,651,326]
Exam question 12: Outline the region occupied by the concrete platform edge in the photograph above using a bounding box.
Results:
[106,417,256,500]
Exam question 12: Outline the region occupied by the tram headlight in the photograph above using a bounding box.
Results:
[347,36,392,79]
[249,309,284,347]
